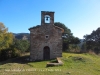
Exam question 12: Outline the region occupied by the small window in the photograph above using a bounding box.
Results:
[45,35,49,39]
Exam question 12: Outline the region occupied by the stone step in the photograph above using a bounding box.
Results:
[46,57,63,67]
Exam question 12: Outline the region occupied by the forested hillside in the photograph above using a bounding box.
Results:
[13,33,30,40]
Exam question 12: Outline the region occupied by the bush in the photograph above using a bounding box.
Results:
[13,39,30,53]
[11,48,21,58]
[0,48,21,61]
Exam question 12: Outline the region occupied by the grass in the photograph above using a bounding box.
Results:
[0,52,100,75]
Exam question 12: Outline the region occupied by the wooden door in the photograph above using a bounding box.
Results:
[43,46,50,60]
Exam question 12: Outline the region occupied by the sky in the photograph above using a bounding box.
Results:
[0,0,100,39]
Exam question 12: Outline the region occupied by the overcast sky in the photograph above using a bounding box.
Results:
[0,0,100,39]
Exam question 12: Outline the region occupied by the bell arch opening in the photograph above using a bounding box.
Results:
[44,15,50,23]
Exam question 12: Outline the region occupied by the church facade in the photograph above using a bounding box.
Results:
[29,11,64,61]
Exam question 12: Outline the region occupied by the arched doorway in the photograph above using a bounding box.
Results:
[43,46,50,60]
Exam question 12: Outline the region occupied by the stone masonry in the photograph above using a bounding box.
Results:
[29,11,64,61]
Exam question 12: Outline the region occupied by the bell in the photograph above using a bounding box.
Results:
[46,17,49,21]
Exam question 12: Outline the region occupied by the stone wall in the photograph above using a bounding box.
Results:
[29,24,63,61]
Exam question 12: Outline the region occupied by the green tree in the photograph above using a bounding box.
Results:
[0,22,14,61]
[0,22,8,33]
[54,22,80,51]
[0,22,13,50]
[83,27,100,54]
[0,22,30,61]
[54,22,72,35]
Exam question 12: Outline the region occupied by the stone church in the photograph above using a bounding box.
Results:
[29,11,64,61]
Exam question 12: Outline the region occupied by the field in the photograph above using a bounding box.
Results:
[0,52,100,75]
